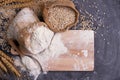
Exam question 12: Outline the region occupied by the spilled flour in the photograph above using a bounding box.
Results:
[14,33,68,80]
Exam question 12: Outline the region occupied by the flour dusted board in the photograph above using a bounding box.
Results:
[43,30,94,71]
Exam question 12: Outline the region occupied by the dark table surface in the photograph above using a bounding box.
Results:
[0,0,120,80]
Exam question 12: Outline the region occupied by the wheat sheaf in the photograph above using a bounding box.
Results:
[0,50,21,77]
[0,0,35,9]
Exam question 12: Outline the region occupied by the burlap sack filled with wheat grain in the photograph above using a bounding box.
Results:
[42,0,79,32]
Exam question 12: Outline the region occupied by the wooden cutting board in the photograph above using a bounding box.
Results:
[44,30,94,71]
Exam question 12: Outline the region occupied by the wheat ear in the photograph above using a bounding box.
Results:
[3,0,33,4]
[0,60,7,72]
[1,57,21,77]
[4,1,35,9]
[0,51,13,64]
[0,0,34,7]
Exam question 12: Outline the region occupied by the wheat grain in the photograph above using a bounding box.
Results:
[0,0,6,6]
[48,6,76,30]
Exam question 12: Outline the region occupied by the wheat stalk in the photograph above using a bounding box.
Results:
[5,0,32,3]
[0,0,35,9]
[1,57,21,77]
[4,1,35,9]
[0,50,21,77]
[1,0,33,5]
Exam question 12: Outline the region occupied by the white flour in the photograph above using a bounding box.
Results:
[14,33,68,80]
[28,25,54,54]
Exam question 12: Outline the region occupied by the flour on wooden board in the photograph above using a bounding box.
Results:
[81,50,88,57]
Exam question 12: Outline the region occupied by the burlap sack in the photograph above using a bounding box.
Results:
[43,0,79,32]
[8,22,48,56]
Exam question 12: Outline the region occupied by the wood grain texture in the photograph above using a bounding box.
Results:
[43,30,94,71]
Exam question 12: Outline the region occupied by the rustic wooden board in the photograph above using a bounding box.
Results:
[43,30,94,71]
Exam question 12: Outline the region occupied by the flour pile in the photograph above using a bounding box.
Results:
[26,23,54,54]
[14,32,68,80]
